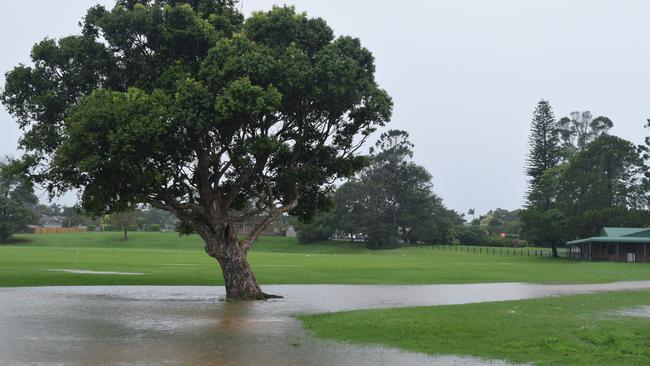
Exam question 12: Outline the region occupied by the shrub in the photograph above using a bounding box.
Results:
[452,225,488,245]
[295,211,337,244]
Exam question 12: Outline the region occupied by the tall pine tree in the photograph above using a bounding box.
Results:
[525,100,560,210]
[521,100,562,257]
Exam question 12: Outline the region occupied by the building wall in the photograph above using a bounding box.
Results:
[604,243,649,263]
[571,243,650,263]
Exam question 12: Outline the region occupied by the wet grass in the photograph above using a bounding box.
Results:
[0,232,649,287]
[299,290,650,366]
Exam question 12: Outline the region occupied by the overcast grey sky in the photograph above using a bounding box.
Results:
[1,0,649,214]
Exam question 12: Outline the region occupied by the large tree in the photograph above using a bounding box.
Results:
[0,160,38,243]
[363,130,425,248]
[521,100,562,256]
[333,180,366,241]
[519,208,569,254]
[334,130,453,249]
[556,135,649,229]
[1,1,392,299]
[525,100,561,210]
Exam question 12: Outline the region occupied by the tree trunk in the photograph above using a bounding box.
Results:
[218,252,266,300]
[205,236,281,301]
[123,228,128,241]
[551,242,558,258]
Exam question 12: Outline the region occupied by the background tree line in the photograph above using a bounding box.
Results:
[0,159,179,243]
[295,130,463,248]
[520,100,650,256]
[295,130,530,249]
[4,102,650,252]
[297,105,650,253]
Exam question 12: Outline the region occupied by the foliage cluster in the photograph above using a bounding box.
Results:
[0,159,38,243]
[521,101,650,255]
[296,130,463,248]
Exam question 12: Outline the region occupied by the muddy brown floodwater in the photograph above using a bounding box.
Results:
[2,281,650,366]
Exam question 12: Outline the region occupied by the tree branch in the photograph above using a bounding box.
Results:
[240,196,300,251]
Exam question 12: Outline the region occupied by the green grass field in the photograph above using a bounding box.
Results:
[300,290,650,365]
[1,232,650,287]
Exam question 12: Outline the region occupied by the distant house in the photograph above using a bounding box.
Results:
[234,214,294,236]
[38,215,64,228]
[28,215,88,235]
[567,227,650,263]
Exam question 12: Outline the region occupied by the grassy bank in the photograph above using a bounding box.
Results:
[1,232,650,287]
[300,290,650,365]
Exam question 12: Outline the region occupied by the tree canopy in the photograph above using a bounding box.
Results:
[555,134,649,237]
[297,130,459,249]
[557,111,612,159]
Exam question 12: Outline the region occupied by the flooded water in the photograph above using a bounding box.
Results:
[2,281,650,366]
[616,305,650,318]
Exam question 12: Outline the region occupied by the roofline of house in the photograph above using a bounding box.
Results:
[567,237,650,245]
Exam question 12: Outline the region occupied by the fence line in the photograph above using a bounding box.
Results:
[429,244,564,258]
[32,227,88,235]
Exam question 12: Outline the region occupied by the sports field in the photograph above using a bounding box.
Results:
[2,232,650,287]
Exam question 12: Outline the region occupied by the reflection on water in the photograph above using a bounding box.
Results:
[2,282,650,366]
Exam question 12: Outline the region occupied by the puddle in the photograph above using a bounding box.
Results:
[2,281,650,366]
[47,269,146,275]
[615,305,650,318]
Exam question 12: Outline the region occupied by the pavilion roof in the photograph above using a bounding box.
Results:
[567,227,650,245]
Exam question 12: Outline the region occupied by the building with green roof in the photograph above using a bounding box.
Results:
[567,227,650,263]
